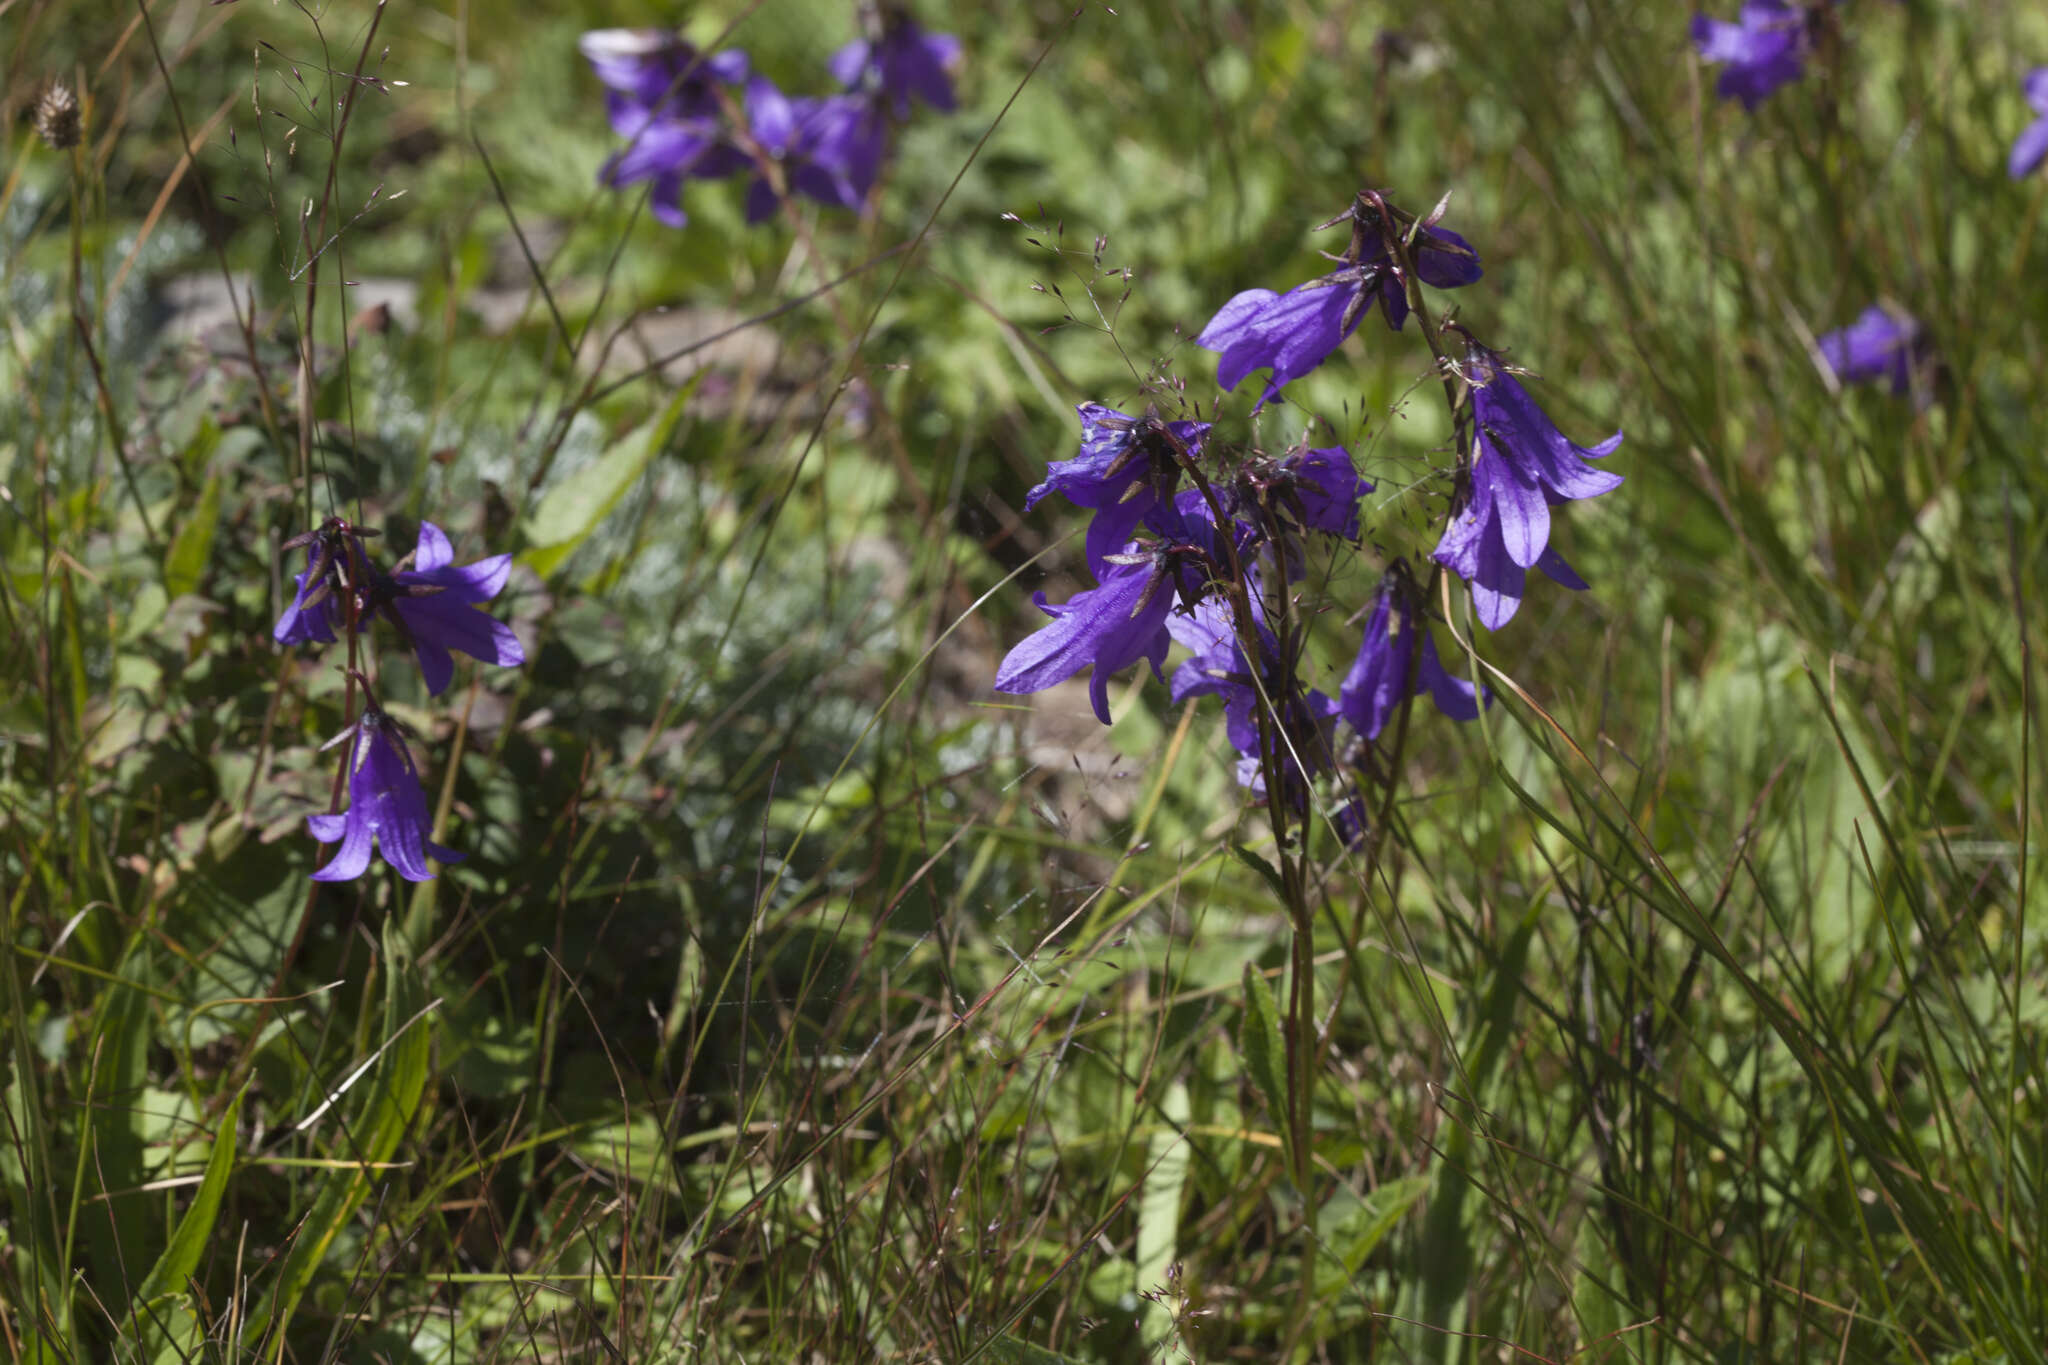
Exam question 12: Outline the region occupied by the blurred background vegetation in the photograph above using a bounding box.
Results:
[5,0,2048,1359]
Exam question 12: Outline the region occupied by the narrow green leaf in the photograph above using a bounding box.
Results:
[132,1091,240,1309]
[1239,962,1289,1156]
[1134,1080,1190,1345]
[1314,1174,1429,1299]
[978,1335,1093,1365]
[163,473,221,598]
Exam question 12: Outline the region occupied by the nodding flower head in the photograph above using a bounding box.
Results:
[274,518,381,646]
[1025,404,1211,576]
[1691,2,1810,110]
[308,701,464,883]
[1167,593,1338,808]
[363,522,525,696]
[742,77,889,221]
[829,11,961,116]
[993,542,1183,726]
[1338,567,1486,743]
[579,29,751,227]
[1431,338,1623,630]
[2012,68,2048,179]
[1196,193,1481,407]
[1816,305,1927,397]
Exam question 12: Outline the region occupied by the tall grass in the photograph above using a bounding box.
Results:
[3,0,2046,1360]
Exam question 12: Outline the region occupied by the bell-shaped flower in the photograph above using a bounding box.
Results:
[580,30,751,227]
[743,78,888,221]
[994,547,1178,725]
[829,15,960,116]
[2012,68,2048,179]
[1431,342,1623,630]
[1691,2,1807,109]
[364,522,525,696]
[1197,212,1480,407]
[1338,572,1485,742]
[274,518,379,646]
[1167,595,1337,807]
[308,707,463,883]
[1816,305,1925,395]
[1025,405,1210,575]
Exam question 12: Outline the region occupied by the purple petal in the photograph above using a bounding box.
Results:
[2011,117,2048,180]
[1418,633,1485,721]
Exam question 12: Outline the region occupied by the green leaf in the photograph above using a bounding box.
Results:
[131,1091,240,1310]
[1134,1080,1190,1346]
[1314,1174,1429,1300]
[243,920,435,1346]
[1239,961,1289,1156]
[522,376,700,578]
[163,473,221,598]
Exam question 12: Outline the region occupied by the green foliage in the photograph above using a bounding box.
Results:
[5,0,2048,1360]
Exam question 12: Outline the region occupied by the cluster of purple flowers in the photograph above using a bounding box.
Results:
[579,8,958,229]
[995,191,1621,835]
[275,519,523,881]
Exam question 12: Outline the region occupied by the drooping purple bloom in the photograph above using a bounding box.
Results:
[994,549,1177,725]
[274,518,378,646]
[580,30,751,228]
[1816,306,1923,395]
[830,16,961,116]
[743,78,889,221]
[1272,446,1368,541]
[1691,2,1808,110]
[1197,213,1481,407]
[366,522,525,697]
[1338,573,1486,742]
[1167,595,1336,805]
[1431,343,1623,631]
[1025,405,1210,574]
[2011,68,2048,179]
[308,708,463,883]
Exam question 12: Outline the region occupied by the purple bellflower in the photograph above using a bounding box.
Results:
[993,547,1179,725]
[1266,446,1369,542]
[1197,199,1481,408]
[275,521,524,696]
[830,14,961,116]
[1338,571,1486,742]
[1025,405,1211,575]
[274,518,377,646]
[743,77,889,221]
[2010,68,2048,179]
[1691,2,1808,109]
[1431,342,1623,631]
[366,523,525,696]
[1816,305,1924,395]
[309,706,463,883]
[580,30,751,228]
[1168,595,1337,804]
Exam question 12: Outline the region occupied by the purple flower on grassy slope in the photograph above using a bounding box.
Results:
[1025,405,1210,574]
[275,518,380,646]
[830,15,960,116]
[1167,595,1337,803]
[1691,2,1808,109]
[1816,306,1922,394]
[365,523,525,697]
[1338,572,1485,742]
[994,549,1178,725]
[1431,342,1623,630]
[580,29,749,113]
[743,78,889,221]
[309,707,463,883]
[2010,68,2048,179]
[1197,206,1481,407]
[580,30,751,227]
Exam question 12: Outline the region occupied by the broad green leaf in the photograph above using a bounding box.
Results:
[163,473,221,598]
[1314,1174,1429,1300]
[522,376,699,578]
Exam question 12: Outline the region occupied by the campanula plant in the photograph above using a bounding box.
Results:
[2012,68,2048,179]
[1816,305,1925,395]
[309,700,465,883]
[1692,1,1811,108]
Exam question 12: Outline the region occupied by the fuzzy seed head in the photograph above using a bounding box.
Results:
[33,84,80,150]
